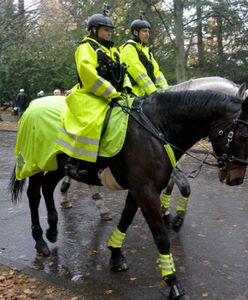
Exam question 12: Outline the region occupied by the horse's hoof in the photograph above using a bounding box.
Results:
[46,229,57,243]
[168,281,186,300]
[100,212,112,221]
[60,181,70,193]
[110,253,129,272]
[35,241,50,256]
[172,215,184,232]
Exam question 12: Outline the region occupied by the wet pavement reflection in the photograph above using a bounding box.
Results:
[0,131,248,300]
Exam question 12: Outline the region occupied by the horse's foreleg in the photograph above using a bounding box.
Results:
[107,191,138,272]
[160,178,174,228]
[42,169,64,243]
[139,189,186,300]
[171,169,191,232]
[28,173,50,256]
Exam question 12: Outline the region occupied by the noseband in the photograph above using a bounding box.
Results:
[211,118,248,169]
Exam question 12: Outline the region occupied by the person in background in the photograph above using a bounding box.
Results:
[53,89,61,96]
[120,12,168,97]
[15,88,28,117]
[37,90,45,98]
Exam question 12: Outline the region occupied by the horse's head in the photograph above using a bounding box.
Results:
[210,97,248,186]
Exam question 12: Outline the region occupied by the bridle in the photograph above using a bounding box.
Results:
[210,118,248,170]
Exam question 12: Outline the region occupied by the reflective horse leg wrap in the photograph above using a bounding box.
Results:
[107,228,128,271]
[107,227,126,248]
[157,253,176,278]
[161,193,172,228]
[157,253,185,299]
[160,192,171,209]
[175,195,189,213]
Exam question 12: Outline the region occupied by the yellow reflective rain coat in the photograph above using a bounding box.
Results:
[120,39,168,97]
[56,37,132,162]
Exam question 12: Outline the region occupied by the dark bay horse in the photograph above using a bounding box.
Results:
[10,90,248,299]
[161,76,248,231]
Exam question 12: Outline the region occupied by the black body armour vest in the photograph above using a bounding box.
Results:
[124,42,156,85]
[78,40,126,92]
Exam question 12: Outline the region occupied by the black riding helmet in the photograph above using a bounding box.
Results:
[87,13,114,31]
[130,19,151,33]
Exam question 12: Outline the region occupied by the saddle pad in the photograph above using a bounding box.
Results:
[99,97,135,157]
[15,96,66,180]
[14,96,134,180]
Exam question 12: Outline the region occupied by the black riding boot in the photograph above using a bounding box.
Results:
[64,157,88,181]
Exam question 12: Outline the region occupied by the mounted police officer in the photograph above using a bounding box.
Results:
[56,5,132,179]
[120,14,178,224]
[120,12,168,97]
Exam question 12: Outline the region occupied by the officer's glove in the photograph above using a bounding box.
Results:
[109,98,121,108]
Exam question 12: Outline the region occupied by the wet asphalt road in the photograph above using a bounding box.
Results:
[0,131,248,300]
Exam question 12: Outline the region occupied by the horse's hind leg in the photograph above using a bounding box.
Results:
[107,191,138,271]
[42,169,64,243]
[27,173,50,256]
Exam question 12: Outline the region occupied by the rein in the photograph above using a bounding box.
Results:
[114,98,217,174]
[114,96,248,177]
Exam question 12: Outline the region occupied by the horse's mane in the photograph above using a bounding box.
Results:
[152,90,242,121]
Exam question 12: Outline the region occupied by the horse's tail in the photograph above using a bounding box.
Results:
[9,165,26,204]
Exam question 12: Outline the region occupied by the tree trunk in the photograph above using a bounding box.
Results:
[173,0,187,83]
[196,1,204,67]
[18,0,25,42]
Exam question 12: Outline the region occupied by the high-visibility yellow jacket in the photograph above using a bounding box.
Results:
[56,37,132,162]
[120,39,168,97]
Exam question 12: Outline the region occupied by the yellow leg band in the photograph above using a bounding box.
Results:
[107,227,126,248]
[160,192,171,209]
[176,195,189,212]
[157,253,176,278]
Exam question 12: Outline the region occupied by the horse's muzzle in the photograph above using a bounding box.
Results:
[218,164,246,186]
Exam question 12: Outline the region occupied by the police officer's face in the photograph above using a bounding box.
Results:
[97,26,113,41]
[138,28,150,44]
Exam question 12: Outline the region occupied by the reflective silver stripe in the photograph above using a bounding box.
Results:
[156,75,164,82]
[56,138,98,157]
[143,79,154,88]
[61,128,99,145]
[91,77,105,93]
[160,82,168,87]
[136,73,147,82]
[103,84,115,98]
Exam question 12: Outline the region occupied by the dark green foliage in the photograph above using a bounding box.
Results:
[0,0,247,104]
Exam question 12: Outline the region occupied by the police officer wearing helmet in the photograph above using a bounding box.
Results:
[56,5,132,179]
[120,12,168,97]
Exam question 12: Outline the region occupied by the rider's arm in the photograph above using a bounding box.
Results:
[120,44,156,95]
[75,42,120,100]
[152,56,169,91]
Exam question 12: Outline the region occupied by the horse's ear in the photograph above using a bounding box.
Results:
[238,83,247,99]
[241,97,248,114]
